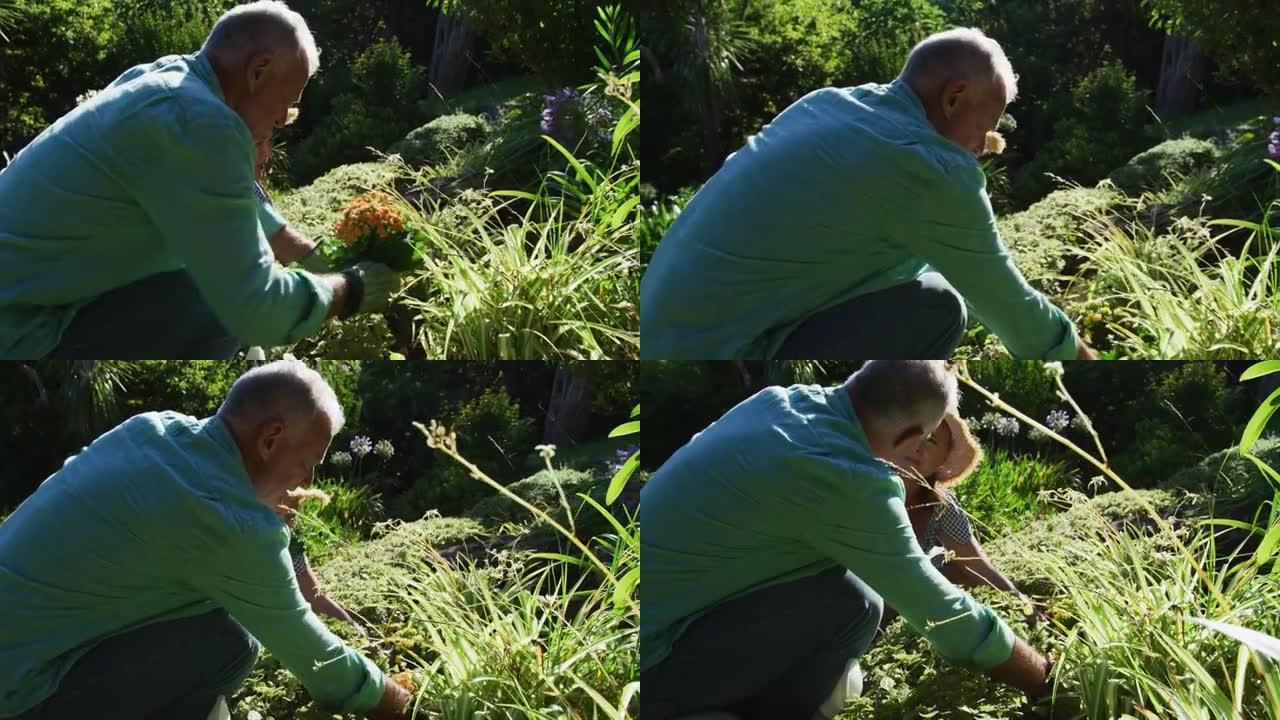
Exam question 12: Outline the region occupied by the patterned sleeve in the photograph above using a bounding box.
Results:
[934,491,975,545]
[287,531,309,575]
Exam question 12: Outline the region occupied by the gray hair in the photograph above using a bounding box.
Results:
[218,359,344,436]
[844,360,957,436]
[900,27,1017,102]
[201,1,321,77]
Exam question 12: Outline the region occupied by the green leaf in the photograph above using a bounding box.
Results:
[606,451,639,504]
[608,420,639,438]
[613,567,640,613]
[1255,523,1280,567]
[1240,384,1280,454]
[1241,361,1280,381]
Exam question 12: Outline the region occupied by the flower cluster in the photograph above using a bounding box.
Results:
[970,411,1020,438]
[1045,409,1072,432]
[373,439,395,459]
[350,435,373,457]
[984,131,1007,155]
[334,192,406,247]
[535,443,557,461]
[330,451,353,467]
[1269,116,1280,160]
[539,87,615,151]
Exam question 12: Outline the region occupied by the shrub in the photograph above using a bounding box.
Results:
[391,388,535,518]
[1012,60,1150,205]
[288,38,426,183]
[953,450,1079,538]
[464,468,600,525]
[1107,137,1218,194]
[390,112,489,168]
[1163,436,1280,521]
[996,185,1123,284]
[1146,0,1280,98]
[272,160,401,244]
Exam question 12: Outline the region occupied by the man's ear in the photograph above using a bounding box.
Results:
[257,419,287,461]
[246,54,274,92]
[942,79,967,119]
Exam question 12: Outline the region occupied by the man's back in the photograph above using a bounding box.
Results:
[640,81,978,359]
[0,412,279,715]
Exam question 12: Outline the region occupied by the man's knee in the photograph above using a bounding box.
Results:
[920,275,967,330]
[202,611,260,689]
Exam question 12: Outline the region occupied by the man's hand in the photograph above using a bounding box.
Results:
[367,675,413,720]
[349,261,401,314]
[986,637,1052,699]
[1076,341,1100,360]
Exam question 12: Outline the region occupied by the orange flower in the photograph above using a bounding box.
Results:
[334,192,406,246]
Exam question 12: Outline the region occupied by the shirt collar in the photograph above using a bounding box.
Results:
[190,51,226,103]
[201,414,256,498]
[824,384,872,451]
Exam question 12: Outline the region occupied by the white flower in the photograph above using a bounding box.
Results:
[1071,414,1092,431]
[1045,409,1071,432]
[535,443,557,460]
[331,451,353,467]
[373,439,395,459]
[1044,361,1065,378]
[350,435,373,457]
[247,711,263,720]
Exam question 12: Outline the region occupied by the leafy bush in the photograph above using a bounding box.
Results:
[1012,60,1150,205]
[1163,436,1280,521]
[291,479,384,565]
[272,160,401,246]
[427,0,600,85]
[288,38,427,183]
[1107,137,1218,194]
[1146,0,1280,98]
[953,450,1078,538]
[464,468,600,525]
[637,185,698,265]
[390,112,489,168]
[391,388,535,518]
[995,185,1123,284]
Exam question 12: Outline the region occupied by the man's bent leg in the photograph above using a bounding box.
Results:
[642,566,883,720]
[49,271,240,359]
[18,610,260,720]
[775,272,966,359]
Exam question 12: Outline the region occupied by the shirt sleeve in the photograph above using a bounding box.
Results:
[255,182,288,240]
[891,159,1079,360]
[187,528,385,714]
[802,467,1014,669]
[111,102,331,346]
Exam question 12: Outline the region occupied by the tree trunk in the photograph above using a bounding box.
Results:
[543,366,594,445]
[1155,34,1203,118]
[429,13,476,100]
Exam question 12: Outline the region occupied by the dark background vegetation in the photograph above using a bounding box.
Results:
[0,360,637,519]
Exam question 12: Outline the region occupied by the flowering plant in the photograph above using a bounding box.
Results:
[331,191,425,272]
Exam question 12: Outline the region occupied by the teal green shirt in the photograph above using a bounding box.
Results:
[640,384,1016,672]
[640,79,1078,360]
[0,52,331,359]
[0,412,384,717]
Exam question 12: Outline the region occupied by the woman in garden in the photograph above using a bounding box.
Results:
[274,490,368,636]
[884,413,1038,630]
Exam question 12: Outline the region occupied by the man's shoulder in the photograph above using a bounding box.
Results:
[96,56,246,148]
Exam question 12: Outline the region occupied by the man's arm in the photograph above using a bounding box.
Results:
[269,225,322,266]
[892,165,1087,360]
[987,636,1052,698]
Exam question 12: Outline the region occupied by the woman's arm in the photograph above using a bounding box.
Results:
[939,534,1018,593]
[296,563,366,635]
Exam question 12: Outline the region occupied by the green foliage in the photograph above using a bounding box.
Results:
[288,38,426,183]
[1164,436,1280,521]
[729,0,944,144]
[390,113,489,168]
[953,450,1078,538]
[1146,0,1280,98]
[464,468,600,525]
[961,361,1062,423]
[995,185,1124,284]
[392,388,535,518]
[272,160,401,244]
[1013,60,1151,204]
[291,479,384,565]
[426,0,600,85]
[1107,137,1219,195]
[637,185,698,265]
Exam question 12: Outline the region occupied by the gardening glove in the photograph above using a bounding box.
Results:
[341,261,401,316]
[294,241,331,274]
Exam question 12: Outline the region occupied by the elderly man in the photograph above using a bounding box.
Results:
[641,361,1054,719]
[0,360,413,719]
[0,1,399,360]
[641,28,1099,362]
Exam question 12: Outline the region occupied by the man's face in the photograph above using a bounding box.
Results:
[932,78,1007,158]
[250,413,333,512]
[237,51,309,145]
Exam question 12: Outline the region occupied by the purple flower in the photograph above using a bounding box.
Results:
[539,87,616,152]
[1270,131,1280,159]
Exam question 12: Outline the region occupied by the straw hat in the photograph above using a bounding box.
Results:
[931,411,983,487]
